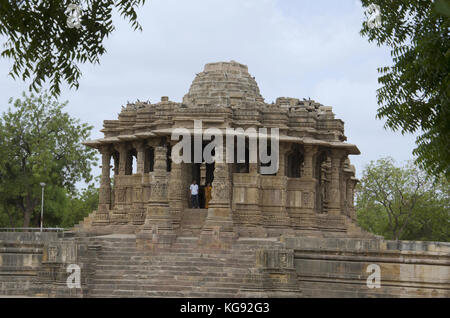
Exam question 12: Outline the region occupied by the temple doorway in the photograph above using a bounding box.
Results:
[187,142,216,209]
[191,162,215,208]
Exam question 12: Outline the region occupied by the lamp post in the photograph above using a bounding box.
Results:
[40,183,46,232]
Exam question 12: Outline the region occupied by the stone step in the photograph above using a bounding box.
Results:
[92,276,248,285]
[95,258,254,266]
[93,264,251,271]
[81,234,277,299]
[90,289,188,298]
[96,252,256,260]
[93,268,248,276]
[91,282,196,291]
[93,271,253,280]
[98,248,250,255]
[90,286,239,297]
[91,282,246,292]
[96,254,255,262]
[95,261,256,269]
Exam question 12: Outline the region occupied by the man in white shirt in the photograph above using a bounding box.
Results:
[189,180,200,209]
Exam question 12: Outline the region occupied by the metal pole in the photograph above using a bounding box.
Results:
[40,183,45,232]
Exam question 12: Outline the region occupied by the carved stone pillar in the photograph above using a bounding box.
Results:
[94,145,112,225]
[302,145,317,179]
[137,145,175,250]
[200,163,206,186]
[342,162,353,217]
[114,143,127,212]
[328,149,345,216]
[142,140,157,204]
[292,145,318,219]
[131,141,146,225]
[117,143,128,175]
[135,141,145,175]
[277,145,286,177]
[347,177,358,221]
[110,143,131,225]
[274,144,292,232]
[200,146,236,247]
[168,159,183,231]
[233,151,265,237]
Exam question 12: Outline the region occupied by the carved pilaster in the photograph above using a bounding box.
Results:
[137,145,175,250]
[200,146,236,247]
[130,141,146,225]
[169,160,183,231]
[302,145,318,179]
[347,177,358,221]
[134,141,146,175]
[200,163,206,186]
[94,145,112,225]
[99,145,112,206]
[110,143,132,225]
[116,143,128,176]
[328,149,346,216]
[277,144,287,177]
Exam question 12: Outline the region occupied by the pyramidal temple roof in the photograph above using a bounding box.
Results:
[183,61,264,107]
[82,61,361,155]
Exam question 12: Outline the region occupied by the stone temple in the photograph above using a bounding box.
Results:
[82,60,365,242]
[0,61,448,298]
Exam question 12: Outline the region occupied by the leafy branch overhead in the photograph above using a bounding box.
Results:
[360,0,450,178]
[0,0,146,96]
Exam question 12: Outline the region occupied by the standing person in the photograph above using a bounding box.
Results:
[205,182,212,209]
[189,180,199,209]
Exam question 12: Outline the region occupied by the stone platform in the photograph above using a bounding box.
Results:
[0,232,449,298]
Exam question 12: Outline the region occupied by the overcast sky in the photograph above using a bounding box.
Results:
[0,0,418,185]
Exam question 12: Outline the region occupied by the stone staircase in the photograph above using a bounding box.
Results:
[343,216,377,238]
[73,213,94,232]
[179,209,208,237]
[85,235,286,298]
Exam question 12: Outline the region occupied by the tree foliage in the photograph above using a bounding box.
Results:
[0,91,97,227]
[360,0,450,178]
[356,157,449,242]
[60,183,98,228]
[0,183,99,229]
[0,0,145,96]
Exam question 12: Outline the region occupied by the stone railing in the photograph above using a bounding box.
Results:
[283,236,450,298]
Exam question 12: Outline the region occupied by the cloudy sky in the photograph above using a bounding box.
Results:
[0,0,418,184]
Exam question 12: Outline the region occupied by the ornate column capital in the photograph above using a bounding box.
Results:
[114,142,132,153]
[330,148,347,160]
[133,140,146,152]
[99,144,113,155]
[304,144,318,154]
[114,143,131,175]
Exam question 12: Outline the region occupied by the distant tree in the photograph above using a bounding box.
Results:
[0,0,146,96]
[360,0,450,178]
[356,157,449,242]
[0,183,99,229]
[0,91,97,227]
[61,183,99,228]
